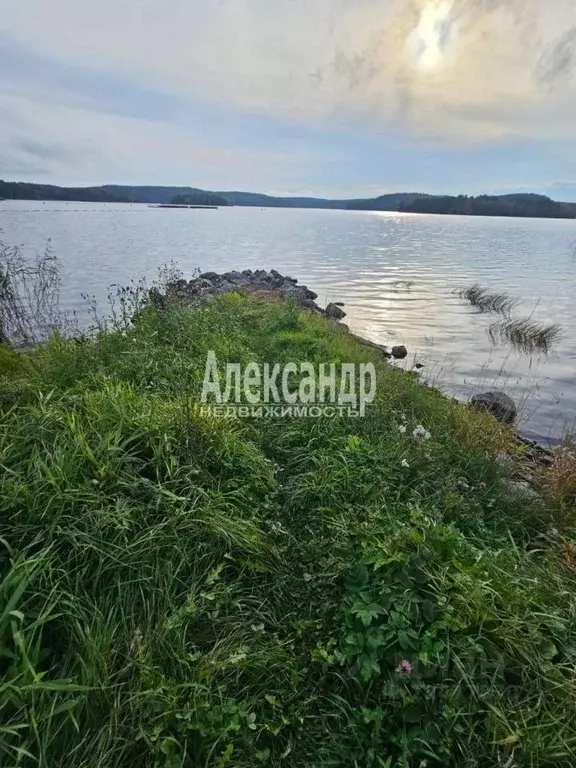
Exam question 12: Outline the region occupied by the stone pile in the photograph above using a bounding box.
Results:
[152,269,411,363]
[163,269,321,311]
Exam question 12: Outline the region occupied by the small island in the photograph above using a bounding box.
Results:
[150,192,230,209]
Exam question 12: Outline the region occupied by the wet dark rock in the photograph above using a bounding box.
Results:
[471,391,517,424]
[392,345,408,360]
[325,303,347,320]
[301,299,323,313]
[200,271,219,281]
[303,288,319,300]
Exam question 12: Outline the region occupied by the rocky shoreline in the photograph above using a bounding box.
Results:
[156,268,409,360]
[155,268,556,487]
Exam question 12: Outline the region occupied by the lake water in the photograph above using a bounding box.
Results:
[2,200,576,445]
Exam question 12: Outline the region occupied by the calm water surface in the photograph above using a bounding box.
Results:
[2,200,576,445]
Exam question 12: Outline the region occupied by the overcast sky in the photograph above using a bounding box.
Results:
[1,0,576,198]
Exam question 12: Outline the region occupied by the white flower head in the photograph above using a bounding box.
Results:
[401,459,410,468]
[398,425,407,434]
[413,425,432,441]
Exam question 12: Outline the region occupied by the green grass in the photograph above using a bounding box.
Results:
[1,293,576,767]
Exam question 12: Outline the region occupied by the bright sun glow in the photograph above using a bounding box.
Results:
[408,1,455,71]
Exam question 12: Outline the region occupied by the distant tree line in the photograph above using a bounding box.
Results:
[346,193,431,211]
[0,180,132,203]
[399,193,576,219]
[2,181,575,219]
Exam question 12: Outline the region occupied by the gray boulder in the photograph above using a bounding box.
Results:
[325,303,347,320]
[279,283,302,297]
[221,271,246,285]
[214,280,237,294]
[501,479,539,500]
[188,278,213,294]
[471,391,517,424]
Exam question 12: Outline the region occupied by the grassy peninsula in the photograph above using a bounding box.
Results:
[2,288,576,767]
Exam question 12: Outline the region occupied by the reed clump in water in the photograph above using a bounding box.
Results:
[489,317,562,354]
[457,283,561,354]
[456,283,518,315]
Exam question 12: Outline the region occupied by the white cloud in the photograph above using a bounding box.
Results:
[2,0,576,142]
[2,0,576,190]
[0,91,307,187]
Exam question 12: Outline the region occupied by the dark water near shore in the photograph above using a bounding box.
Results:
[2,200,576,445]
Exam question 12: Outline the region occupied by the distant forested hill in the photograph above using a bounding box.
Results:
[0,181,132,203]
[346,193,431,211]
[219,191,431,210]
[399,193,576,219]
[2,182,575,218]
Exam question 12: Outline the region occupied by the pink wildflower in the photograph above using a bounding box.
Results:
[479,482,487,489]
[398,659,412,676]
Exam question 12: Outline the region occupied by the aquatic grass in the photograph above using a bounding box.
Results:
[456,283,562,356]
[456,283,518,315]
[2,291,576,766]
[489,317,562,354]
